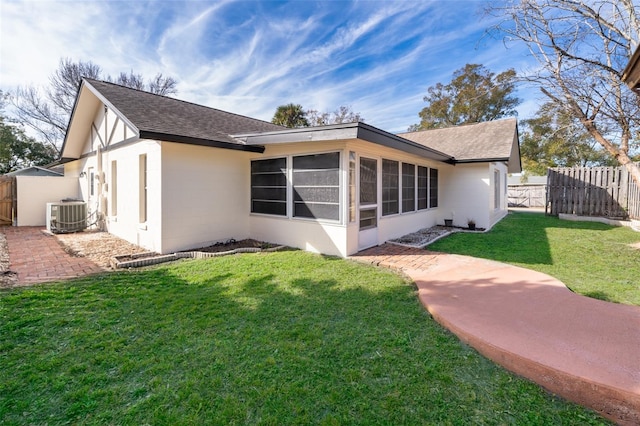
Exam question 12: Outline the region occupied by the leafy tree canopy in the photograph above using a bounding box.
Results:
[520,102,611,175]
[0,92,56,174]
[272,103,309,128]
[409,63,520,131]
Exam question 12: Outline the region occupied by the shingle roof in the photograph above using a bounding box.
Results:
[398,118,518,162]
[84,79,284,145]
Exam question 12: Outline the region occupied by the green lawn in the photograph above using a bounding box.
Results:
[429,211,640,306]
[0,251,607,424]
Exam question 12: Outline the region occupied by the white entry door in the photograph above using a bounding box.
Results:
[358,157,378,250]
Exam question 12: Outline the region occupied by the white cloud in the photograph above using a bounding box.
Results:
[0,0,541,132]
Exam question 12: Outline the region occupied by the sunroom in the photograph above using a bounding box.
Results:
[236,122,455,257]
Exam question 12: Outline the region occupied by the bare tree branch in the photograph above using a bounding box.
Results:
[8,58,179,154]
[487,0,640,186]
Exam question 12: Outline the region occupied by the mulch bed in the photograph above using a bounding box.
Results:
[183,239,278,253]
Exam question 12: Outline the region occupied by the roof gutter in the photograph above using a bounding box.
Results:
[453,158,510,164]
[140,131,265,153]
[234,122,455,163]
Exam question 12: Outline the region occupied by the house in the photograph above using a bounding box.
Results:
[5,165,63,177]
[622,45,640,91]
[54,78,520,257]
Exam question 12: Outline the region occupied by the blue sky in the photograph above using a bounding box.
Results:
[0,0,541,133]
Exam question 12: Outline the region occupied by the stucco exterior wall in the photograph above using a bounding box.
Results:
[15,176,80,226]
[64,98,163,252]
[159,142,253,253]
[251,215,348,257]
[103,140,162,252]
[440,163,491,229]
[489,162,509,227]
[247,140,350,257]
[441,162,509,230]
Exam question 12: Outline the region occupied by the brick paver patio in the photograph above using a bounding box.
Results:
[4,227,104,285]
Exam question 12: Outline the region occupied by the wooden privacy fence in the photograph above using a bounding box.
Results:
[508,184,546,208]
[0,177,15,225]
[546,166,640,219]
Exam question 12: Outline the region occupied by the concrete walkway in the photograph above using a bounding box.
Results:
[353,243,640,425]
[3,227,103,285]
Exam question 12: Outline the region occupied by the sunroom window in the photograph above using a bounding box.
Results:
[429,168,439,208]
[251,158,287,216]
[417,166,428,210]
[382,159,399,216]
[402,163,415,213]
[292,152,340,221]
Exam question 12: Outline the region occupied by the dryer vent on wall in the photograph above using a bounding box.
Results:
[46,202,87,233]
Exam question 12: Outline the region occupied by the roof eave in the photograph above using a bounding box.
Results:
[453,158,510,164]
[58,79,87,160]
[140,131,265,153]
[234,122,455,163]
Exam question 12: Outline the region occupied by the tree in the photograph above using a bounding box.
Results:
[409,64,520,131]
[0,92,56,173]
[271,103,310,128]
[11,58,178,155]
[487,0,640,187]
[520,102,611,175]
[306,106,364,126]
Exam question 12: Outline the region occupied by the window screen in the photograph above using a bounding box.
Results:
[359,157,377,205]
[494,169,501,209]
[417,166,428,210]
[402,163,415,213]
[349,152,356,222]
[382,159,399,216]
[429,168,439,208]
[292,152,340,220]
[251,158,287,216]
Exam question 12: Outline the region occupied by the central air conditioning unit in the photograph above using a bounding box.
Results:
[46,201,88,233]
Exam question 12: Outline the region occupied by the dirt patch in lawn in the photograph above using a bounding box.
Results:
[629,242,640,250]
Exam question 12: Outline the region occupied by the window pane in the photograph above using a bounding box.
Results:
[294,187,339,203]
[359,207,377,230]
[292,170,339,186]
[294,202,339,220]
[494,169,501,209]
[252,201,287,216]
[417,166,427,210]
[252,187,286,201]
[360,157,377,204]
[251,157,286,173]
[382,159,399,216]
[349,152,356,222]
[251,158,287,216]
[292,152,340,221]
[429,168,439,208]
[402,163,415,213]
[252,173,286,187]
[293,152,340,169]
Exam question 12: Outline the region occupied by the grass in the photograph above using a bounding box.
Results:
[429,211,640,306]
[0,251,607,425]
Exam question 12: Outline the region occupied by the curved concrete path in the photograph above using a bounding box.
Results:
[353,244,640,425]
